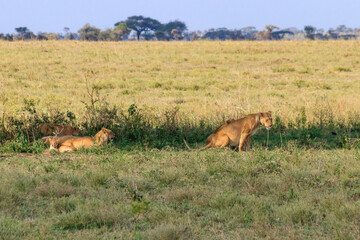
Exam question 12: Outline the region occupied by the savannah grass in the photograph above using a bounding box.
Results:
[0,40,360,239]
[0,148,359,239]
[1,40,360,123]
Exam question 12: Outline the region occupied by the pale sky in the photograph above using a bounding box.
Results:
[1,0,359,34]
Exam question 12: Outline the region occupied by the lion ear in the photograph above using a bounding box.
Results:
[268,111,272,115]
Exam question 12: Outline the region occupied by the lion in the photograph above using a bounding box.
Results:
[39,123,80,136]
[184,111,272,152]
[40,135,75,146]
[49,128,115,152]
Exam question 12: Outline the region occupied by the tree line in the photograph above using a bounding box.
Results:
[1,16,359,41]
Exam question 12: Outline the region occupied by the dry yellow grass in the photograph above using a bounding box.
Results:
[1,40,360,124]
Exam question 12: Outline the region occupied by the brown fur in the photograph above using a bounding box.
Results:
[213,119,235,134]
[49,128,115,153]
[39,123,80,136]
[202,119,235,146]
[41,135,75,146]
[184,111,272,152]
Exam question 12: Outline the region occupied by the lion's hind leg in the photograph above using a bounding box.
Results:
[213,134,230,148]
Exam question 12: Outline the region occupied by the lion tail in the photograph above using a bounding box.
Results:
[183,137,212,151]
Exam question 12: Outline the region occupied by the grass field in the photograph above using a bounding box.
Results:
[0,41,360,239]
[0,149,359,239]
[1,41,360,122]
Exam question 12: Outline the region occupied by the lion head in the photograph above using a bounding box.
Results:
[67,126,80,136]
[259,111,273,130]
[95,128,115,144]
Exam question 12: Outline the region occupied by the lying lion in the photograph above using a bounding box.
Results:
[184,111,272,152]
[39,123,80,136]
[49,128,115,152]
[40,135,75,146]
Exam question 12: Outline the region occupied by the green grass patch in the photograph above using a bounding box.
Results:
[0,149,359,238]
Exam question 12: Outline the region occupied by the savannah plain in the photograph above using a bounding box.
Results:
[0,41,359,239]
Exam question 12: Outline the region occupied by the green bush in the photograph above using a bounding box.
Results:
[1,99,359,153]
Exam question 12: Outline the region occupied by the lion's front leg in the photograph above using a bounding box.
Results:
[239,133,249,152]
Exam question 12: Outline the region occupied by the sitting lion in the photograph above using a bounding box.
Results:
[49,128,115,152]
[184,111,272,152]
[39,123,80,136]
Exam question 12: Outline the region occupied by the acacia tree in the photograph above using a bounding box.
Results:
[304,25,316,40]
[156,20,187,40]
[241,26,258,39]
[15,27,29,35]
[265,25,279,33]
[15,27,29,40]
[336,25,348,33]
[78,23,100,41]
[254,25,279,40]
[202,28,230,40]
[112,22,130,40]
[265,25,279,40]
[63,27,76,40]
[117,16,161,40]
[99,29,112,41]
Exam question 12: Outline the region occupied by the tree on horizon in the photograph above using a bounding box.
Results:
[15,27,30,40]
[304,25,316,40]
[117,16,161,40]
[78,23,100,41]
[156,20,187,40]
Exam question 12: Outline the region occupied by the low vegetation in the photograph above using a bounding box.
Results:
[0,148,359,239]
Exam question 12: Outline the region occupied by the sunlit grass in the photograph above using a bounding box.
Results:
[1,40,360,125]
